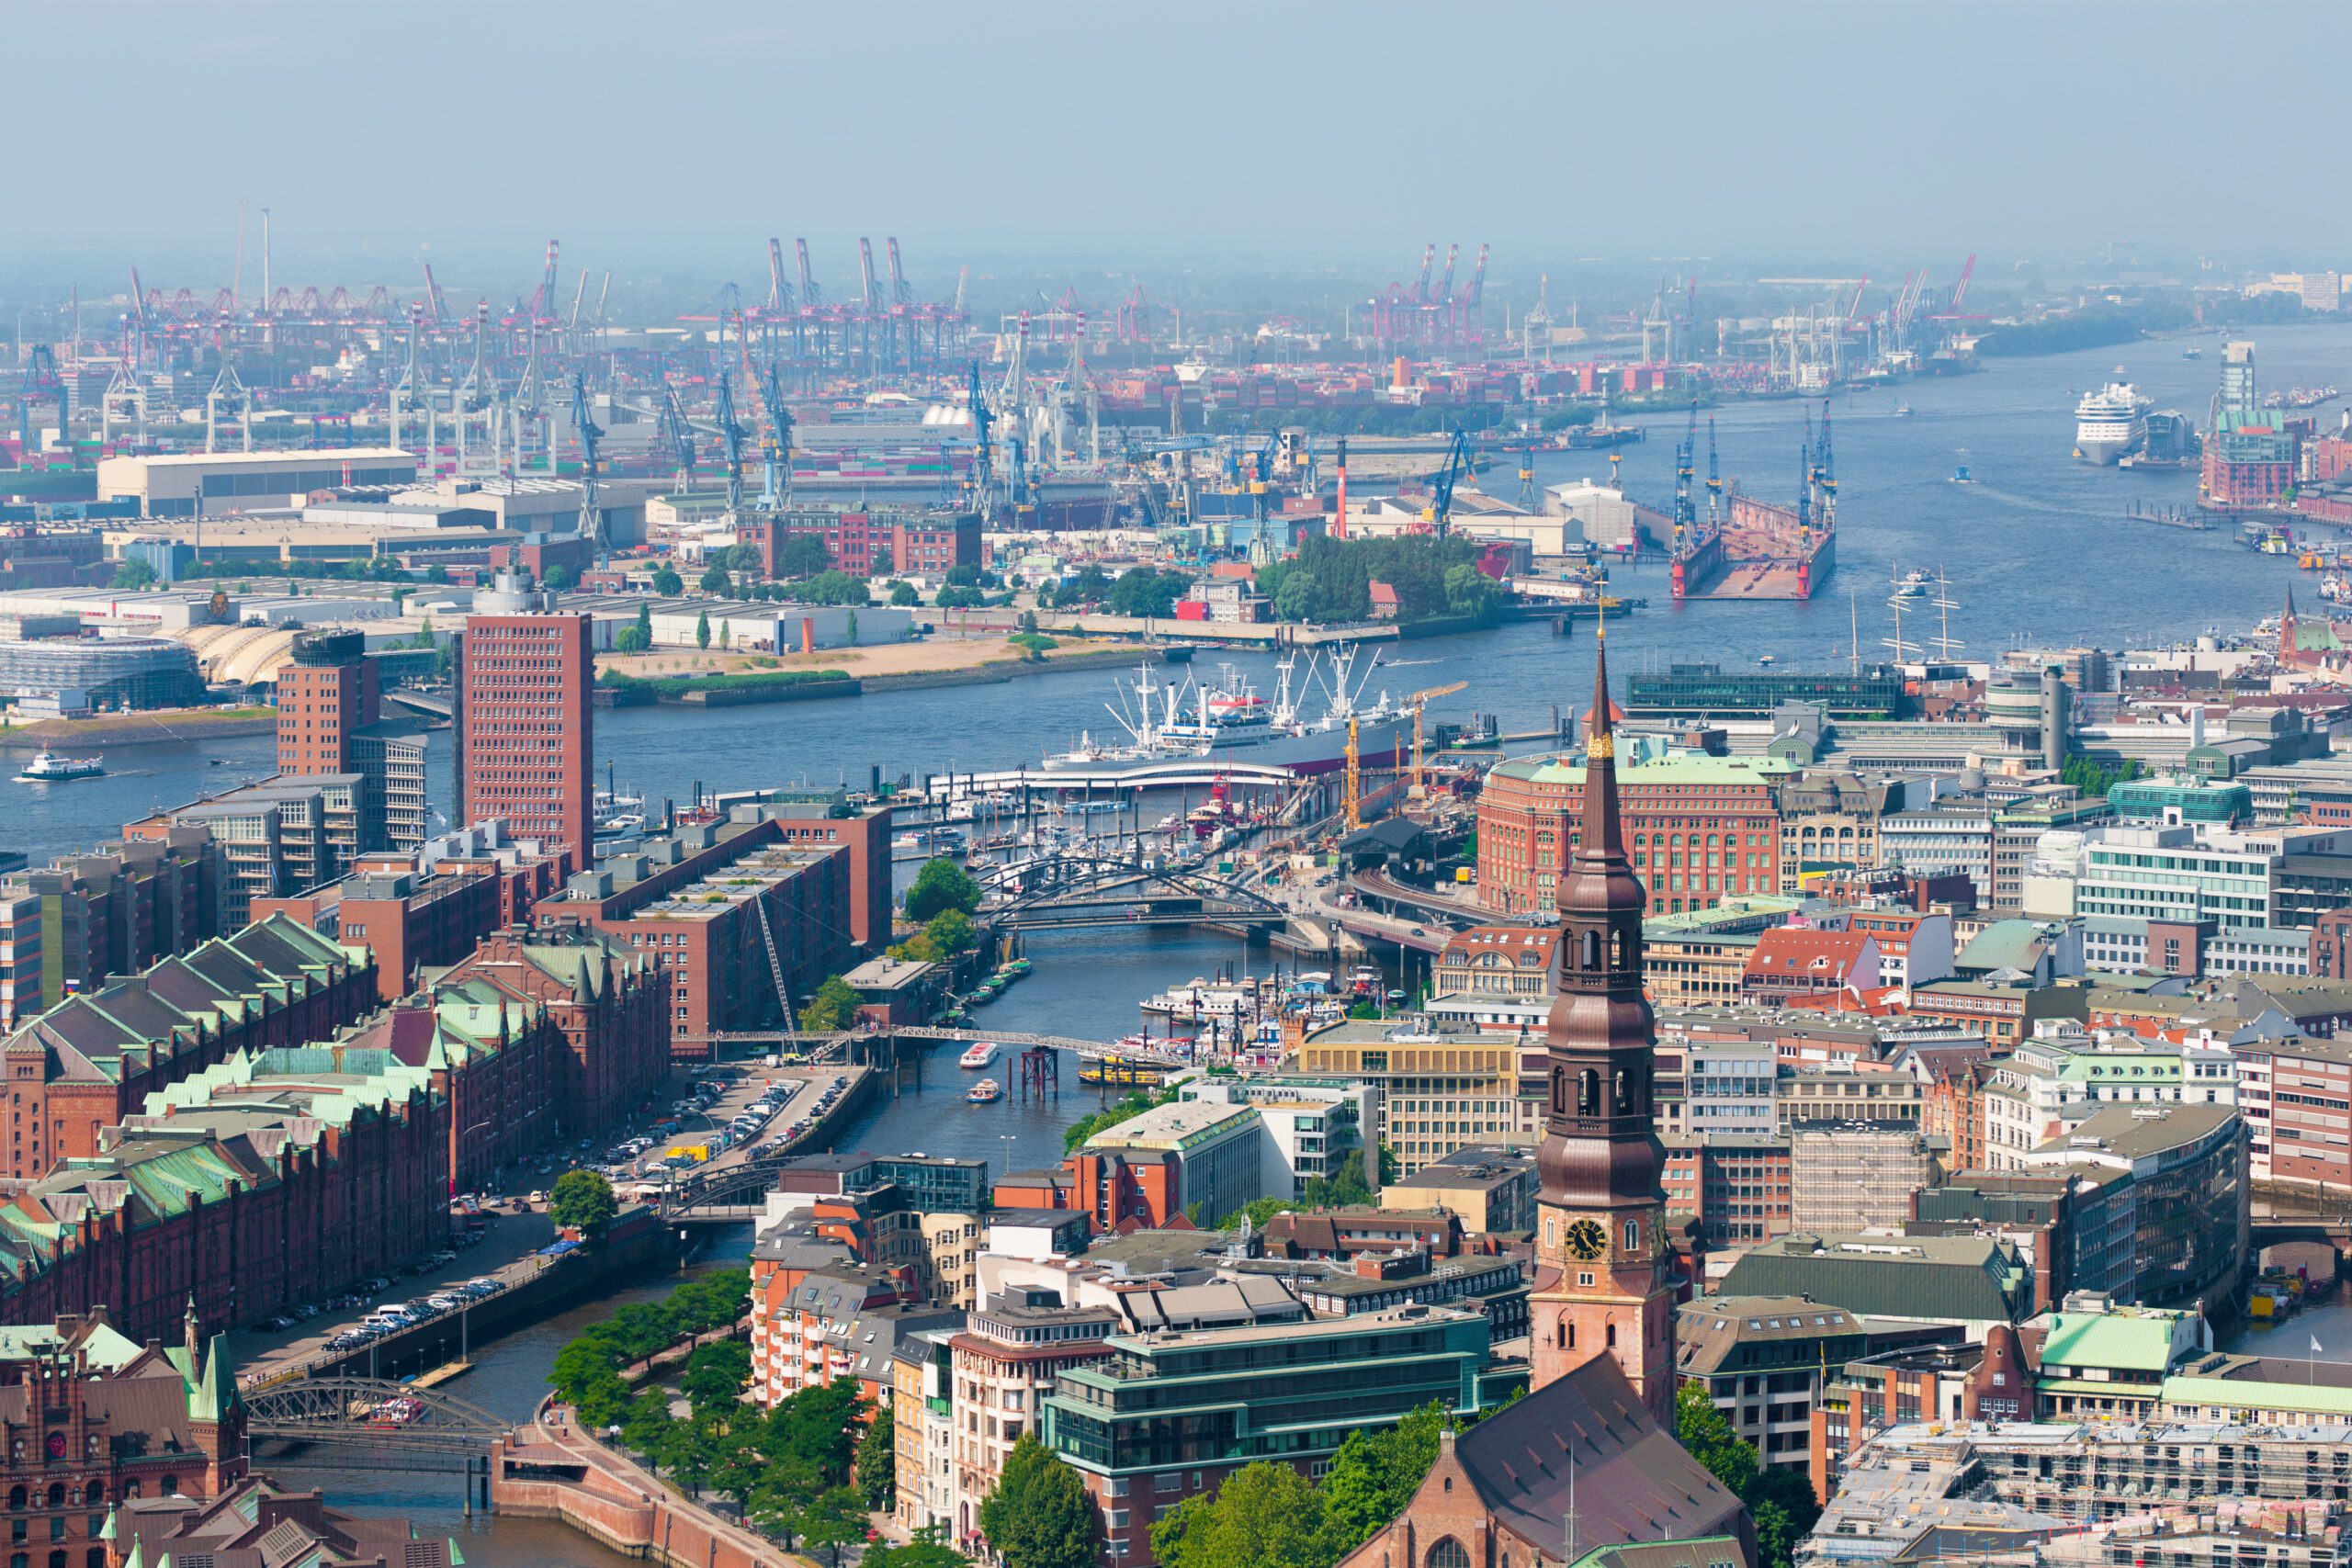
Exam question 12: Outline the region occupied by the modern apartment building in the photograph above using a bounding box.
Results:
[458,589,594,866]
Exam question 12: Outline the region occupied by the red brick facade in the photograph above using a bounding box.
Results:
[435,928,669,1145]
[458,612,594,865]
[1476,755,1781,918]
[738,509,980,580]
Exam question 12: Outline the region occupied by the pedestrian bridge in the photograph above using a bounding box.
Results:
[698,1025,1194,1068]
[245,1375,510,1469]
[977,852,1289,931]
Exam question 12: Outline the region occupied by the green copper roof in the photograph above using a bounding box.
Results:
[2035,1308,2183,1373]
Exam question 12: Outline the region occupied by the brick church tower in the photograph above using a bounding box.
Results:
[1527,624,1677,1423]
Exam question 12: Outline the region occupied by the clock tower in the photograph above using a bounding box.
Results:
[1528,625,1677,1422]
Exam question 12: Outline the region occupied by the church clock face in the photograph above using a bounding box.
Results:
[1564,1217,1609,1261]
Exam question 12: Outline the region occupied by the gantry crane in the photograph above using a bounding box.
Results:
[1419,428,1472,535]
[711,371,748,513]
[571,371,605,554]
[755,360,794,509]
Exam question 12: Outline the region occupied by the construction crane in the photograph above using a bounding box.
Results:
[1419,428,1472,535]
[967,360,995,514]
[1343,716,1362,831]
[754,360,794,509]
[1408,681,1468,795]
[15,345,68,454]
[571,371,605,553]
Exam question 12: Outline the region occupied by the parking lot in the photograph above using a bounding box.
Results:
[598,1065,846,1197]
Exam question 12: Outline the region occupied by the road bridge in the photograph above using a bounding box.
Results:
[245,1375,509,1474]
[978,852,1289,931]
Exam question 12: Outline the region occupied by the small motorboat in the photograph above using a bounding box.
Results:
[1892,403,1914,417]
[1951,465,1973,484]
[966,1078,1001,1104]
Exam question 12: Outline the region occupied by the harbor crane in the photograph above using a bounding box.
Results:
[711,370,748,512]
[1419,428,1472,535]
[570,371,605,554]
[658,376,698,492]
[967,360,995,514]
[754,360,794,509]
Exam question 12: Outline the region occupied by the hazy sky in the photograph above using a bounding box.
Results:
[14,1,2352,285]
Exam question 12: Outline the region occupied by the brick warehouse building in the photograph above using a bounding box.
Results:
[457,596,594,869]
[1476,739,1789,918]
[0,916,376,1180]
[431,926,669,1149]
[0,827,222,1031]
[737,505,981,581]
[0,1310,246,1568]
[532,807,871,1058]
[0,1046,450,1344]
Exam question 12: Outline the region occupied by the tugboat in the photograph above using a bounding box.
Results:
[965,1078,1001,1105]
[17,750,103,783]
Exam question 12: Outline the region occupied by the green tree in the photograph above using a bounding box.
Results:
[1151,1461,1327,1568]
[1108,567,1187,618]
[110,558,156,591]
[1317,1402,1445,1553]
[720,618,733,650]
[888,581,921,607]
[615,625,650,653]
[1442,562,1500,621]
[798,1483,870,1568]
[726,542,767,575]
[776,534,831,578]
[425,562,451,584]
[1018,608,1039,633]
[935,584,984,609]
[767,1377,865,1482]
[1060,564,1112,604]
[542,563,577,591]
[619,1390,673,1456]
[700,561,733,592]
[695,609,712,649]
[784,570,874,606]
[635,599,653,643]
[1677,1382,1759,1504]
[903,857,981,920]
[944,563,983,587]
[798,975,864,1032]
[651,566,684,596]
[681,1338,751,1414]
[548,1168,618,1237]
[856,1404,896,1510]
[1061,1089,1171,1155]
[865,1525,969,1568]
[978,1433,1098,1568]
[845,609,858,644]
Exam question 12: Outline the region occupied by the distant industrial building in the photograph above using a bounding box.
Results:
[96,447,420,516]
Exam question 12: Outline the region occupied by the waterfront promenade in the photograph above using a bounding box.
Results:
[492,1396,799,1568]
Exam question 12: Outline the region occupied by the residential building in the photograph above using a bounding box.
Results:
[0,915,375,1179]
[1066,1099,1264,1230]
[1778,772,1906,892]
[1684,1037,1779,1139]
[1840,908,1954,992]
[254,861,503,1001]
[1777,1065,1924,1130]
[1907,976,2088,1048]
[1739,929,1881,1008]
[1878,799,1996,903]
[1045,1305,1499,1566]
[1428,924,1559,1032]
[1809,1331,2030,1499]
[1476,737,1789,917]
[1642,897,1805,1009]
[2236,1033,2352,1190]
[1979,1023,2236,1171]
[1788,1121,1939,1233]
[142,776,365,923]
[891,1329,956,1539]
[458,589,594,865]
[1381,1145,1537,1234]
[1170,1077,1373,1199]
[748,1263,962,1409]
[1661,1133,1792,1247]
[277,630,429,853]
[947,1293,1119,1542]
[1675,1294,1961,1472]
[1,828,222,1027]
[533,807,865,1058]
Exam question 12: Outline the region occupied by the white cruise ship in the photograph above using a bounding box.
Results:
[2074,383,2152,465]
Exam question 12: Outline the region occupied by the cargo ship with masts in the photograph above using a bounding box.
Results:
[1668,402,1838,602]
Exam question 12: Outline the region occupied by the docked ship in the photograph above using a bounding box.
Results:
[1079,1052,1170,1088]
[2074,383,2153,465]
[16,751,103,783]
[1044,647,1417,777]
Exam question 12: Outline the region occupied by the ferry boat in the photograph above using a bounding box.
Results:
[957,1041,999,1070]
[966,1078,1001,1105]
[2073,382,2153,465]
[17,751,103,783]
[1079,1054,1168,1089]
[1951,465,1973,484]
[1140,977,1271,1025]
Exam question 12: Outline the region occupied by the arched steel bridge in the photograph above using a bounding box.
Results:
[976,852,1288,931]
[244,1376,511,1467]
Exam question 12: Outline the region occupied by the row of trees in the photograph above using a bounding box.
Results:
[1148,1401,1450,1568]
[548,1265,752,1429]
[1256,535,1502,625]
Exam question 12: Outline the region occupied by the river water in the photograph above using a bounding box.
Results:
[38,323,2352,1556]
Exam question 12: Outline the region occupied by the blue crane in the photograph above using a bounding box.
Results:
[967,361,995,515]
[1422,427,1472,536]
[658,376,697,492]
[570,372,605,553]
[711,373,748,513]
[754,362,794,509]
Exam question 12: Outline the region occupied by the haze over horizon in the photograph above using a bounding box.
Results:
[11,0,2352,288]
